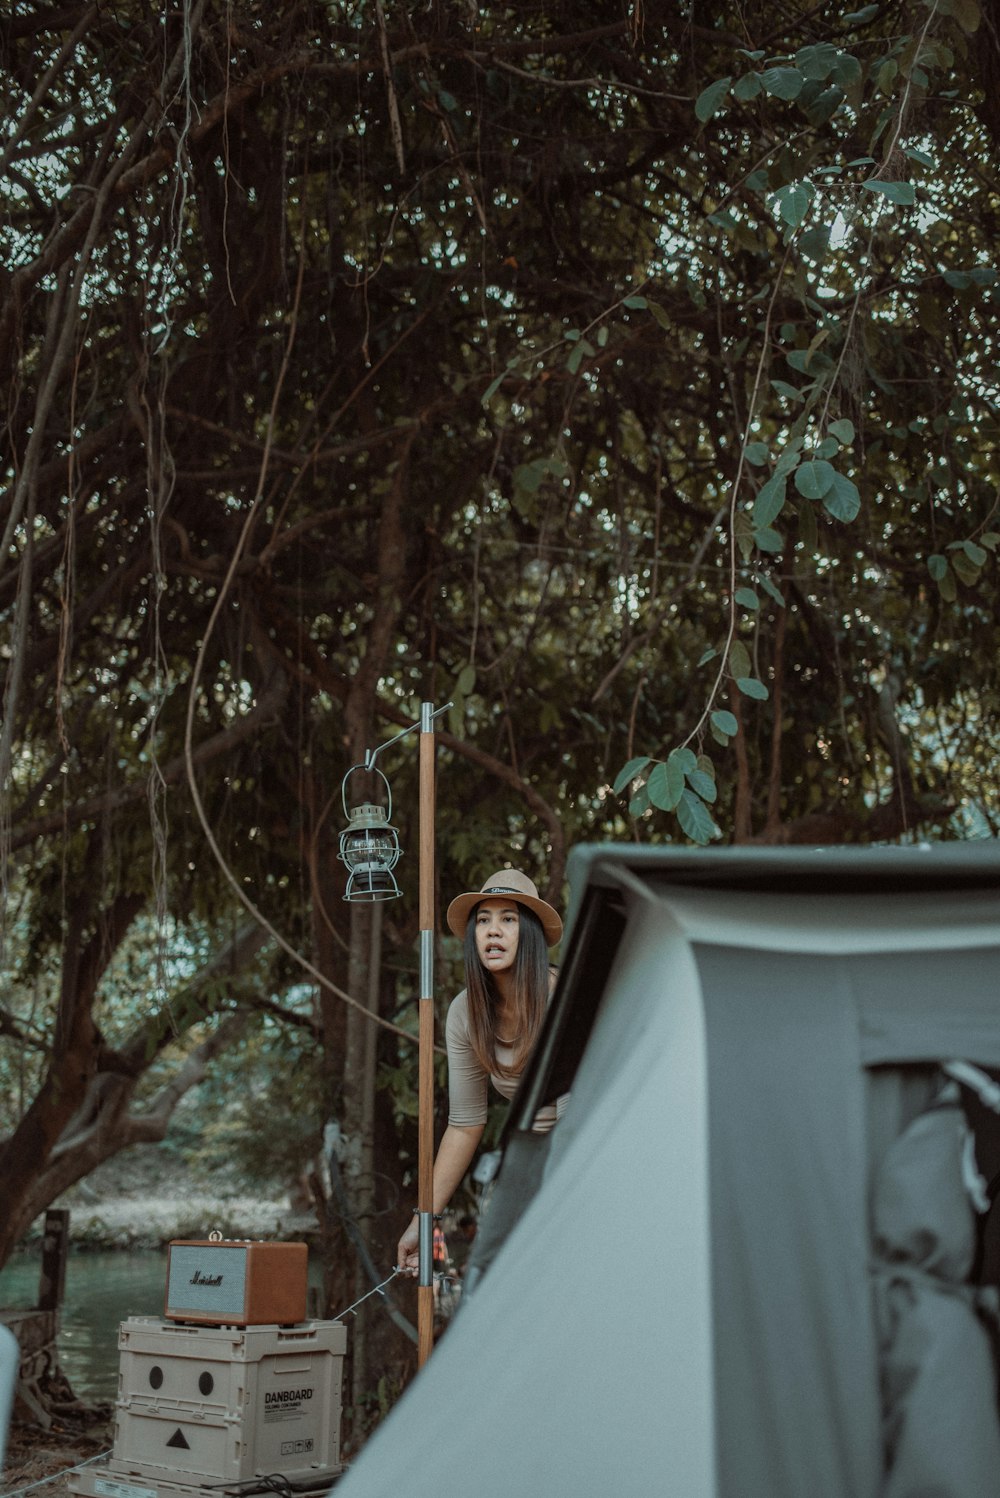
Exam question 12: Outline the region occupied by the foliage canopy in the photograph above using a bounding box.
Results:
[2,0,1000,1353]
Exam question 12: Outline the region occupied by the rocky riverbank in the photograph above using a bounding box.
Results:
[15,1145,316,1252]
[35,1193,312,1252]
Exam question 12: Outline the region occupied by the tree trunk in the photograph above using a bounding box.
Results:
[0,875,143,1268]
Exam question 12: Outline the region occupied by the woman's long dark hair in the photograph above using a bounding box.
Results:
[462,903,550,1079]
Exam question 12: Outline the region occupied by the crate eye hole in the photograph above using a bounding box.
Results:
[149,1366,164,1390]
[199,1371,215,1395]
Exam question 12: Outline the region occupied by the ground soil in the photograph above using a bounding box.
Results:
[2,1403,112,1497]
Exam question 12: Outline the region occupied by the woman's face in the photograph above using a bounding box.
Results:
[474,899,520,975]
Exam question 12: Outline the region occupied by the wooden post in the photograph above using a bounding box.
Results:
[416,701,436,1367]
[37,1209,69,1313]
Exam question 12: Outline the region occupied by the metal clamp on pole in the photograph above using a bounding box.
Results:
[418,1210,434,1289]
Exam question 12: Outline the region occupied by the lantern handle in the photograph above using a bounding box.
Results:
[341,763,393,822]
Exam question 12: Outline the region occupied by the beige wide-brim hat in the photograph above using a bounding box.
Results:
[446,867,563,946]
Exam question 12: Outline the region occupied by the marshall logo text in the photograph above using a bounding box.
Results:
[189,1270,224,1286]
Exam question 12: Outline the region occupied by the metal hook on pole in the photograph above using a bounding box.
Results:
[363,704,451,772]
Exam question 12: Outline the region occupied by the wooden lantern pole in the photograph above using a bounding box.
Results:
[360,699,449,1369]
[416,700,438,1367]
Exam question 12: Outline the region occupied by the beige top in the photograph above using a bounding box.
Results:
[445,989,568,1134]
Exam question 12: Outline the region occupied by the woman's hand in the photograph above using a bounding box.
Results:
[396,1123,483,1274]
[396,1214,419,1275]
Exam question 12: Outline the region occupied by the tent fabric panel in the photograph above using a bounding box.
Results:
[641,888,1000,957]
[337,902,718,1498]
[564,843,1000,936]
[696,944,882,1498]
[854,947,1000,1067]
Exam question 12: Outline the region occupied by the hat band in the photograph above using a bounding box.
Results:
[482,886,524,896]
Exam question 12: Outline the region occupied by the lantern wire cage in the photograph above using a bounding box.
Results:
[339,764,402,902]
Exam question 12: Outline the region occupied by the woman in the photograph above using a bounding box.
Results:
[396,867,563,1274]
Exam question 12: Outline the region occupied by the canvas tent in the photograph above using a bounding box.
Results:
[0,1323,16,1470]
[337,842,1000,1498]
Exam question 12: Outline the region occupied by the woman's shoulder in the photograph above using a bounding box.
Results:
[446,988,471,1029]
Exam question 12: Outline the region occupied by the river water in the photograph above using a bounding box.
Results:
[0,1248,169,1401]
[0,1247,329,1403]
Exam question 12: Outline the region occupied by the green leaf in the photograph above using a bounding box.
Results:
[669,746,698,775]
[648,759,685,812]
[805,85,845,125]
[822,471,861,522]
[828,418,855,444]
[753,474,787,528]
[963,540,988,566]
[456,664,477,695]
[815,436,840,460]
[481,369,509,405]
[799,223,833,262]
[844,4,880,19]
[729,640,752,679]
[629,786,651,818]
[905,145,935,168]
[735,587,760,609]
[686,767,718,803]
[758,573,786,607]
[733,72,763,101]
[775,446,803,477]
[736,676,770,701]
[515,460,548,494]
[771,379,808,403]
[772,181,815,229]
[612,756,652,795]
[733,509,755,560]
[927,554,948,581]
[761,66,805,100]
[795,459,837,499]
[697,648,718,668]
[951,550,981,586]
[942,270,972,289]
[795,42,841,81]
[695,76,733,122]
[754,526,784,553]
[623,294,648,309]
[832,53,863,88]
[711,709,739,738]
[862,179,916,206]
[676,788,720,846]
[648,301,671,330]
[948,0,981,33]
[787,347,833,374]
[876,60,898,95]
[744,440,770,466]
[979,532,1000,551]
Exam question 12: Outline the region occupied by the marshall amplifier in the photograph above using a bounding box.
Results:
[164,1238,308,1326]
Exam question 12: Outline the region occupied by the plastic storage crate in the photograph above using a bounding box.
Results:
[107,1317,346,1486]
